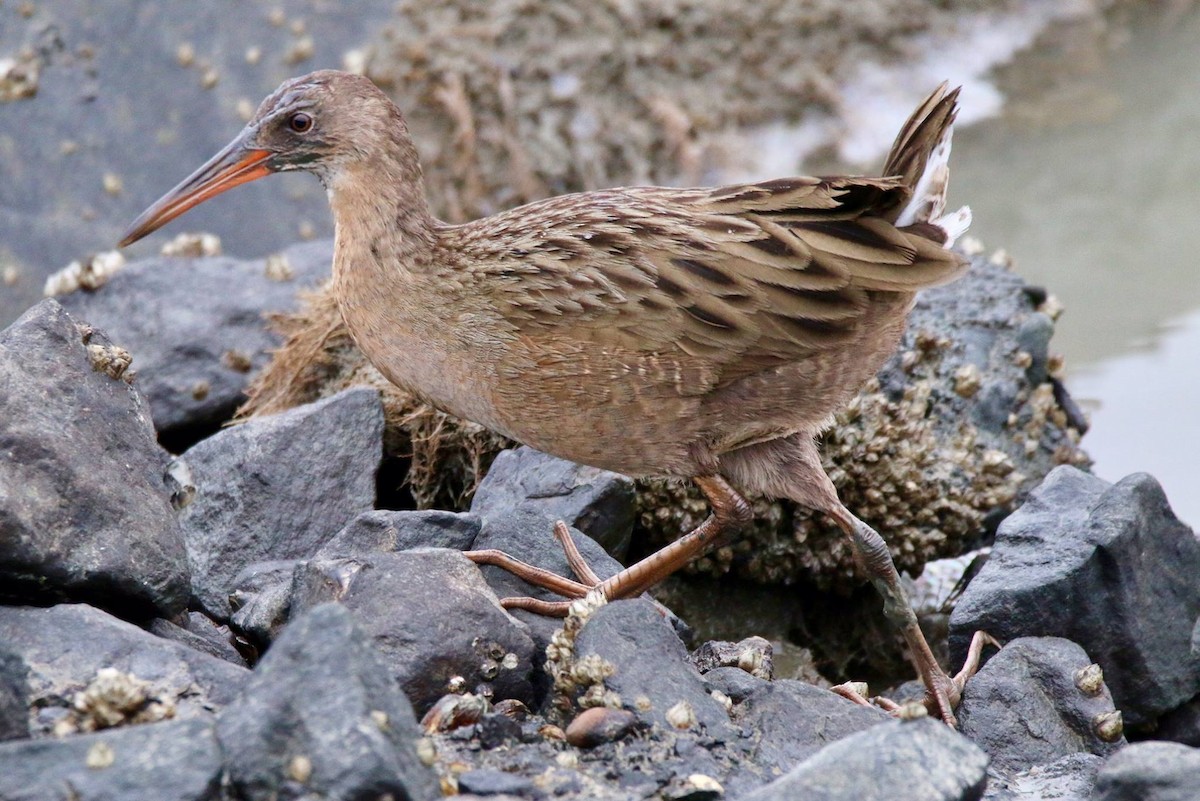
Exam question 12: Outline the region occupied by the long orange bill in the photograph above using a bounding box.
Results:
[119,131,274,247]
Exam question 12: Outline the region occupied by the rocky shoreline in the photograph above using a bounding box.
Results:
[1,243,1198,800]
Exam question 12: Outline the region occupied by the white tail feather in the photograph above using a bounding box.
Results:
[894,106,969,247]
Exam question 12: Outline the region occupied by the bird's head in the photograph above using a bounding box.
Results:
[120,70,399,247]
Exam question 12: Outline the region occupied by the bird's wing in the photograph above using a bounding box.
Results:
[458,177,965,387]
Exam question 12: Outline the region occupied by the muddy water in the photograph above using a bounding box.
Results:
[947,4,1200,525]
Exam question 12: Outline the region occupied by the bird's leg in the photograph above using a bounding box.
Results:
[827,507,976,726]
[465,475,752,617]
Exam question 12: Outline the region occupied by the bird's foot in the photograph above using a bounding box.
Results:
[832,630,1001,726]
[466,475,746,617]
[465,521,605,617]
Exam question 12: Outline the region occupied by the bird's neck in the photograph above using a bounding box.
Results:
[326,138,437,279]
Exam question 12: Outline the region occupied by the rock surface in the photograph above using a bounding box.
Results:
[0,604,247,737]
[957,637,1124,774]
[58,241,332,439]
[147,613,247,668]
[0,649,29,742]
[735,680,889,773]
[0,717,223,801]
[317,509,482,557]
[1092,741,1200,801]
[178,386,383,619]
[740,718,989,801]
[291,549,538,713]
[950,467,1200,726]
[0,300,189,618]
[983,753,1102,801]
[571,599,731,735]
[472,446,637,558]
[217,603,438,801]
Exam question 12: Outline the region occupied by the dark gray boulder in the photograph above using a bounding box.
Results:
[1092,741,1200,801]
[177,387,383,619]
[0,717,223,801]
[1156,695,1200,747]
[735,680,888,774]
[0,649,29,742]
[147,612,247,668]
[58,241,331,439]
[950,467,1200,726]
[472,446,636,558]
[291,549,537,713]
[740,718,989,801]
[957,637,1124,774]
[571,599,731,735]
[316,509,483,558]
[701,666,769,704]
[217,603,438,801]
[983,753,1102,801]
[227,560,301,649]
[0,300,189,618]
[0,604,247,737]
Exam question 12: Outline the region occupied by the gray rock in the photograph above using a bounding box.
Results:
[701,666,769,704]
[228,560,301,650]
[1092,741,1200,801]
[740,718,989,801]
[957,637,1124,774]
[692,637,773,679]
[0,300,189,618]
[178,387,383,619]
[148,612,247,668]
[736,680,888,774]
[472,506,625,651]
[0,604,247,736]
[217,603,438,801]
[950,467,1200,726]
[572,599,731,735]
[58,241,331,439]
[316,509,483,558]
[878,256,1087,498]
[1156,695,1200,747]
[0,717,222,801]
[457,768,535,796]
[983,753,1102,801]
[291,549,537,713]
[0,649,29,742]
[472,446,637,558]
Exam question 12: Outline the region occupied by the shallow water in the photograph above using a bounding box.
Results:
[947,4,1200,525]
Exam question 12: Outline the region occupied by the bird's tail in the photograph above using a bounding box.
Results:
[882,83,971,247]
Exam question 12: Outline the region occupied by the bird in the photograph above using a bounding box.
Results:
[121,70,989,724]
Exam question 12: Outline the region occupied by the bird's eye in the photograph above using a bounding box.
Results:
[288,112,313,133]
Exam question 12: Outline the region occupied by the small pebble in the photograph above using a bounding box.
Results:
[175,42,195,68]
[565,706,637,748]
[200,67,219,90]
[244,46,262,65]
[2,265,18,286]
[102,173,123,196]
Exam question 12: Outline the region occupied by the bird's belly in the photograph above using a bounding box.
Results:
[487,342,706,477]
